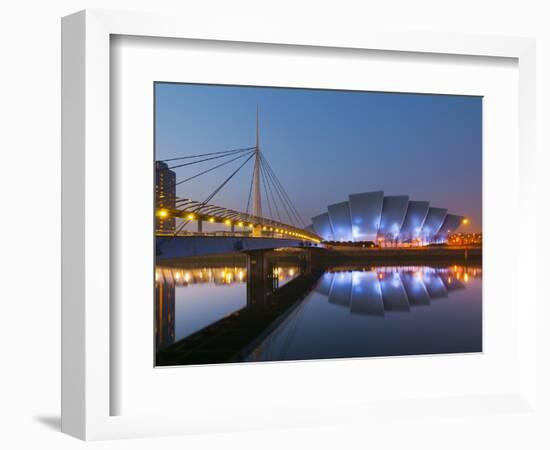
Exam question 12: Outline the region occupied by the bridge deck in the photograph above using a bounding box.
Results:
[158,201,321,243]
[156,235,322,259]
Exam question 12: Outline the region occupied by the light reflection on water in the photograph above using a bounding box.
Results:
[155,265,300,348]
[155,264,482,362]
[247,265,482,362]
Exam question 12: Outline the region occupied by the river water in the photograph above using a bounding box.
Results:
[155,263,482,364]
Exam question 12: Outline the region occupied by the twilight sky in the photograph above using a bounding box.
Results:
[155,83,482,232]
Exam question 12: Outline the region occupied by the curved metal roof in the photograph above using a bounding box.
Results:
[309,191,465,243]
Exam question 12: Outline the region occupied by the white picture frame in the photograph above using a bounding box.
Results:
[61,9,538,441]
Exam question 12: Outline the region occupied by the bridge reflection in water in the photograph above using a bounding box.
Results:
[156,262,481,365]
[155,264,301,352]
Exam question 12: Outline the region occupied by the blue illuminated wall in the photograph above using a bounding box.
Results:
[328,201,353,242]
[421,207,447,241]
[309,191,464,244]
[312,212,334,241]
[348,191,384,243]
[378,195,409,239]
[400,201,430,240]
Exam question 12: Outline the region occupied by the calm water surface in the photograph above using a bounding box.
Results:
[248,266,482,361]
[155,265,300,348]
[155,264,482,362]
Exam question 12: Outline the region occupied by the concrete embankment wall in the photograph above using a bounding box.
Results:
[316,246,481,265]
[158,246,481,268]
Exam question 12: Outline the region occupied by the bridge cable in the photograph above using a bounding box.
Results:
[159,146,255,163]
[258,155,284,221]
[259,153,297,225]
[165,147,254,170]
[260,154,300,227]
[175,149,255,186]
[262,161,287,225]
[262,155,305,227]
[163,152,256,239]
[260,159,275,221]
[192,152,256,212]
[260,159,282,222]
[260,154,307,227]
[263,154,306,226]
[156,151,255,204]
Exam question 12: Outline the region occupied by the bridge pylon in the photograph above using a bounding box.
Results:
[252,106,262,237]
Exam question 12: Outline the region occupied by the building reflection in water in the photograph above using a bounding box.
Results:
[246,265,482,363]
[318,266,481,316]
[154,271,175,350]
[156,263,482,363]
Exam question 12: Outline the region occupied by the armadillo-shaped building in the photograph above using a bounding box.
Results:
[307,191,464,244]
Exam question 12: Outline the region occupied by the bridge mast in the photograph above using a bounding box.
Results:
[253,106,262,236]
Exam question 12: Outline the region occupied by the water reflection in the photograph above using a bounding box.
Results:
[318,266,477,315]
[155,266,299,287]
[155,263,482,364]
[247,265,482,362]
[154,264,301,349]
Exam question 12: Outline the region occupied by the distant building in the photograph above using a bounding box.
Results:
[448,232,482,246]
[155,161,176,232]
[310,191,466,245]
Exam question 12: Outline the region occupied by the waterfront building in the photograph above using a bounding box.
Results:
[155,161,176,232]
[310,191,466,245]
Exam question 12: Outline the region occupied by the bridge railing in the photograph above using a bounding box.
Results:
[156,198,322,243]
[155,230,318,240]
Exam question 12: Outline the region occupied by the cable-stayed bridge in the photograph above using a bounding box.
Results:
[156,111,322,258]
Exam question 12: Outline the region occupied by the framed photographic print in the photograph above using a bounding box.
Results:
[153,82,482,367]
[62,9,538,441]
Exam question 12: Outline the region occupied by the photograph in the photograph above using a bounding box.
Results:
[153,83,483,366]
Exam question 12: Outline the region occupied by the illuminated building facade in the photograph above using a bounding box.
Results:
[448,232,482,246]
[155,161,176,232]
[310,191,466,245]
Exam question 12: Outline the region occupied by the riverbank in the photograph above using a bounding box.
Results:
[157,245,481,268]
[317,245,481,264]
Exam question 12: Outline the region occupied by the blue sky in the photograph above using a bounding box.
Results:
[155,83,482,232]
